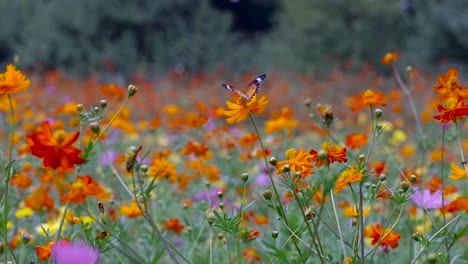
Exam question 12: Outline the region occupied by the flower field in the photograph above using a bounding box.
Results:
[0,54,467,264]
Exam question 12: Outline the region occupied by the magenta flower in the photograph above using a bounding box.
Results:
[52,241,100,264]
[411,188,445,209]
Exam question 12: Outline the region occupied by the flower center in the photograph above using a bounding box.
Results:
[364,89,375,98]
[285,148,297,160]
[446,97,457,110]
[53,130,67,146]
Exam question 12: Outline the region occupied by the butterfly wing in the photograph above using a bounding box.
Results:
[222,74,267,102]
[222,84,250,101]
[244,74,267,100]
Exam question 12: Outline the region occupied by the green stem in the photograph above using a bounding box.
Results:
[3,95,16,264]
[92,96,130,145]
[248,114,302,256]
[209,226,213,264]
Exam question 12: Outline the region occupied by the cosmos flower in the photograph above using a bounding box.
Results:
[349,89,387,112]
[51,241,100,264]
[364,224,401,252]
[224,95,269,124]
[0,64,31,97]
[411,188,445,209]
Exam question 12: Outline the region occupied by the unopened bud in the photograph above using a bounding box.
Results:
[140,164,148,173]
[268,157,277,166]
[375,109,383,119]
[272,230,279,239]
[100,99,108,108]
[219,202,224,210]
[207,210,215,225]
[217,191,223,199]
[318,150,327,161]
[241,172,249,182]
[379,174,386,181]
[90,122,100,134]
[410,174,417,183]
[217,232,224,240]
[127,84,138,97]
[21,233,33,244]
[263,190,273,201]
[304,98,312,108]
[400,181,410,192]
[76,104,84,112]
[282,164,291,173]
[412,232,421,242]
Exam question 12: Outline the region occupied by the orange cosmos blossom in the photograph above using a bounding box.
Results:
[334,166,364,194]
[28,121,85,170]
[433,97,468,123]
[61,175,109,204]
[224,94,269,124]
[382,52,399,64]
[349,89,387,112]
[243,247,261,263]
[35,240,55,260]
[0,64,31,97]
[276,148,314,177]
[364,224,401,251]
[343,205,370,218]
[120,200,144,218]
[345,132,368,150]
[449,162,468,180]
[434,68,468,99]
[309,142,347,167]
[24,185,55,211]
[163,218,185,235]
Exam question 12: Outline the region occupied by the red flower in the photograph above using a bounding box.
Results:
[364,224,401,252]
[433,97,468,123]
[28,121,85,169]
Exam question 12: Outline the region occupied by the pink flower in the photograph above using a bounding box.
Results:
[52,241,100,264]
[411,188,445,209]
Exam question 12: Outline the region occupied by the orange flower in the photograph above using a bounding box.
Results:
[163,218,185,235]
[241,227,260,242]
[349,89,387,112]
[61,175,109,204]
[309,142,347,167]
[334,166,364,194]
[382,52,399,64]
[449,162,468,180]
[66,210,83,224]
[28,121,85,170]
[434,68,468,99]
[181,141,212,159]
[24,185,55,211]
[345,132,368,149]
[224,95,269,124]
[10,172,33,188]
[149,152,177,180]
[364,224,401,251]
[100,83,125,99]
[445,196,468,213]
[264,107,298,134]
[276,148,313,177]
[0,64,31,97]
[243,247,261,263]
[238,133,258,147]
[343,205,371,218]
[433,97,468,123]
[120,201,143,218]
[35,240,54,260]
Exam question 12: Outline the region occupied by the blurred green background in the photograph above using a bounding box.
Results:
[1,0,467,76]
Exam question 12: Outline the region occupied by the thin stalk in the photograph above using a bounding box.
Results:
[392,63,423,137]
[92,96,130,145]
[3,95,16,264]
[359,182,365,264]
[291,187,325,264]
[330,190,347,259]
[441,126,446,225]
[209,226,213,264]
[454,122,468,179]
[248,114,302,256]
[411,213,465,264]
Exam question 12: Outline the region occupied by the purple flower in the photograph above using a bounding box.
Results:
[411,188,445,209]
[52,241,100,264]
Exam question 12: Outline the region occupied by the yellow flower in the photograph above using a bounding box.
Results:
[65,210,83,224]
[15,207,34,218]
[224,95,269,124]
[334,166,364,194]
[0,64,31,97]
[343,205,370,218]
[449,162,468,180]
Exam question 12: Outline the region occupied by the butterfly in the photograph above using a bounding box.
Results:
[222,74,267,102]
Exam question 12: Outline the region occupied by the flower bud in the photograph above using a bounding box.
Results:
[90,122,100,134]
[268,157,277,166]
[410,174,417,183]
[375,109,383,119]
[140,164,149,173]
[100,99,108,108]
[262,190,273,201]
[219,202,224,210]
[76,104,84,112]
[282,164,291,173]
[217,191,223,199]
[400,181,410,192]
[317,150,327,161]
[272,231,279,239]
[412,232,421,242]
[304,98,312,108]
[206,210,215,225]
[127,84,138,97]
[21,233,33,244]
[217,232,224,240]
[93,106,100,113]
[241,172,249,182]
[379,174,386,181]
